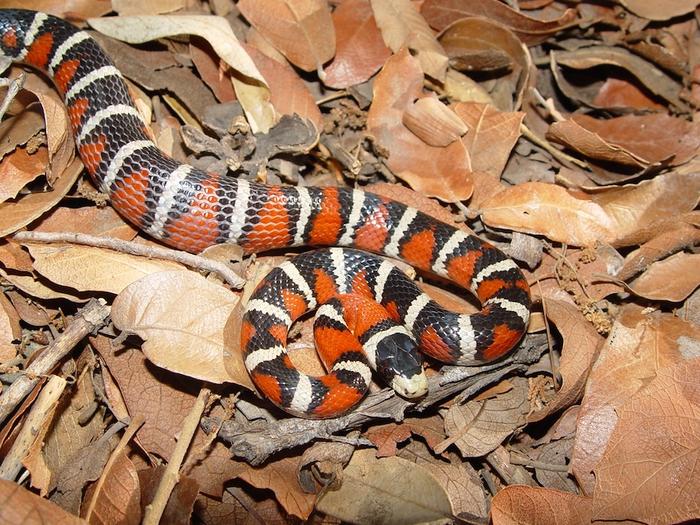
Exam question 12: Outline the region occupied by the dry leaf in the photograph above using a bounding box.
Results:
[112,270,250,387]
[491,485,592,524]
[371,0,448,81]
[238,0,335,72]
[629,253,700,302]
[366,49,472,201]
[402,96,468,147]
[82,450,141,525]
[324,0,390,89]
[88,14,274,133]
[0,147,48,204]
[0,479,86,525]
[0,293,20,361]
[618,0,700,21]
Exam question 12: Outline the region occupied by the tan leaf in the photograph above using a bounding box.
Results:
[454,102,524,177]
[528,298,603,422]
[88,14,274,133]
[25,244,183,295]
[34,206,138,240]
[571,307,700,493]
[630,253,700,302]
[324,0,390,89]
[482,172,700,247]
[112,0,188,15]
[618,0,700,21]
[402,96,468,147]
[437,377,530,457]
[0,267,85,302]
[0,479,86,525]
[366,49,472,201]
[238,0,335,72]
[422,0,578,45]
[316,448,453,522]
[112,270,250,386]
[593,359,700,524]
[491,485,592,524]
[0,157,82,238]
[371,0,448,81]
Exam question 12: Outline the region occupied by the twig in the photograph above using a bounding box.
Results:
[0,375,67,481]
[83,415,145,521]
[0,299,110,427]
[142,387,210,525]
[209,334,547,465]
[12,231,246,289]
[520,123,589,169]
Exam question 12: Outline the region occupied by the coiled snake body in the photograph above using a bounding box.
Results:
[0,9,531,418]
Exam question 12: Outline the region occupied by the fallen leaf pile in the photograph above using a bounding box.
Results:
[0,0,699,523]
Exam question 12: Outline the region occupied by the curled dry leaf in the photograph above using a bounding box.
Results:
[88,14,274,133]
[528,297,603,422]
[366,49,472,201]
[491,485,592,524]
[551,47,687,112]
[324,0,390,89]
[316,448,453,523]
[548,114,700,169]
[0,293,20,361]
[0,147,48,204]
[238,0,335,73]
[422,0,578,45]
[371,0,448,81]
[629,253,700,302]
[481,171,700,247]
[570,307,700,493]
[402,96,468,147]
[439,17,532,111]
[593,358,700,524]
[112,270,250,386]
[24,243,183,294]
[0,479,85,525]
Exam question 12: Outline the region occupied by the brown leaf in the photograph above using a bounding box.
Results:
[0,479,86,525]
[245,44,323,133]
[316,448,453,522]
[618,0,700,21]
[592,77,665,111]
[112,270,250,386]
[630,253,700,302]
[365,423,413,457]
[0,147,48,204]
[436,377,530,457]
[366,49,472,201]
[371,0,448,81]
[112,0,188,15]
[35,206,138,240]
[402,96,468,147]
[439,17,532,111]
[454,102,524,177]
[528,298,603,422]
[570,307,700,493]
[189,38,236,103]
[138,466,199,525]
[237,455,316,520]
[0,157,82,238]
[551,47,688,112]
[82,451,141,525]
[593,358,700,523]
[422,0,578,45]
[238,0,335,72]
[548,114,700,168]
[491,485,592,524]
[324,0,390,89]
[0,292,20,361]
[92,338,246,497]
[481,171,700,247]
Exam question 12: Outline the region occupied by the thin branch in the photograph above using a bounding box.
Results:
[13,231,246,289]
[0,299,110,426]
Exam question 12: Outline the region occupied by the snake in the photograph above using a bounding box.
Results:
[0,9,531,418]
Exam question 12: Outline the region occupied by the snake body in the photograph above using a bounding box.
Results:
[0,9,531,418]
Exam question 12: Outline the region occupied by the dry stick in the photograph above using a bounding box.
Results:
[142,387,211,525]
[0,299,110,427]
[12,231,246,289]
[211,334,548,465]
[83,415,145,521]
[0,375,67,480]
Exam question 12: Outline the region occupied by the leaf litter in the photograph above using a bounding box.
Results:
[0,0,698,523]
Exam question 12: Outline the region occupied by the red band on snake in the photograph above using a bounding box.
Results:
[0,9,531,418]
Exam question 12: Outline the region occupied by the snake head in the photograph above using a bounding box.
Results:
[375,332,428,398]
